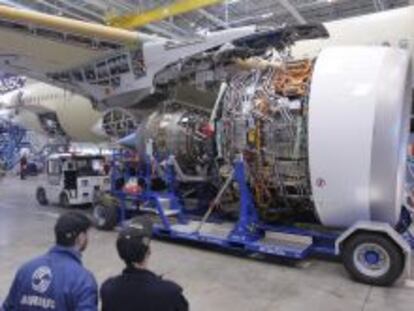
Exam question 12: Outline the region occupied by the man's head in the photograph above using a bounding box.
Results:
[54,212,92,252]
[116,217,153,268]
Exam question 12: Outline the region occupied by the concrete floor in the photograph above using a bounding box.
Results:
[1,176,414,311]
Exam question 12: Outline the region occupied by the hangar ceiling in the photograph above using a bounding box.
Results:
[0,0,411,39]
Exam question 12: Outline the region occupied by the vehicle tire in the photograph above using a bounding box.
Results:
[36,187,48,206]
[93,203,118,231]
[342,232,404,286]
[59,192,70,209]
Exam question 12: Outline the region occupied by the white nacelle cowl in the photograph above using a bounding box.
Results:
[308,46,412,228]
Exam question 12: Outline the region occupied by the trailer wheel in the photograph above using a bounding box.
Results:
[342,232,404,286]
[93,203,117,231]
[36,187,48,206]
[59,192,70,209]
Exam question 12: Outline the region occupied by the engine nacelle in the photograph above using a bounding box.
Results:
[218,46,411,227]
[308,46,411,227]
[130,46,412,229]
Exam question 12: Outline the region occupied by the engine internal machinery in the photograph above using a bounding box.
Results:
[137,57,316,221]
[137,104,215,177]
[218,59,314,219]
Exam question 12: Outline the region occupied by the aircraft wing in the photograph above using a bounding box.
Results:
[0,5,331,111]
[0,5,157,101]
[0,25,112,77]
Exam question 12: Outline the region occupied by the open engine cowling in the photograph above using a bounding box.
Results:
[219,46,411,227]
[130,46,411,228]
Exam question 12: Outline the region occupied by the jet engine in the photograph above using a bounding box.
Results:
[129,46,411,229]
[219,46,411,228]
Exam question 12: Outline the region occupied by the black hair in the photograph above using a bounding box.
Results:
[116,227,150,265]
[54,212,92,247]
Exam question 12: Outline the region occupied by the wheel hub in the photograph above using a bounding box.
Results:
[364,250,380,265]
[353,243,391,278]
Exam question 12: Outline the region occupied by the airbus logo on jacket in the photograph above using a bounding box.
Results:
[2,246,97,311]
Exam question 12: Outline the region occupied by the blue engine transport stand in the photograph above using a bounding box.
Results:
[108,150,414,285]
[152,159,342,260]
[111,153,343,260]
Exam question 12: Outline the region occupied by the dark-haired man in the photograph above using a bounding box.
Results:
[100,218,189,311]
[3,212,97,311]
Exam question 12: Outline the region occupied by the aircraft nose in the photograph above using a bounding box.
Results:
[91,118,108,138]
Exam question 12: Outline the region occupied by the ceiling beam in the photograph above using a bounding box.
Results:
[144,23,183,39]
[78,0,108,11]
[198,8,229,28]
[30,0,90,20]
[0,0,30,9]
[278,0,306,24]
[102,0,136,11]
[0,4,140,44]
[158,20,195,37]
[48,0,104,21]
[97,0,190,38]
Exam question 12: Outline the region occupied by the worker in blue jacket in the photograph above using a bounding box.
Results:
[3,212,98,311]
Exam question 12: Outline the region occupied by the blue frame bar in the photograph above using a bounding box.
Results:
[110,153,413,262]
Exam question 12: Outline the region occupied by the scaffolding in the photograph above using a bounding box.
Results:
[0,120,28,170]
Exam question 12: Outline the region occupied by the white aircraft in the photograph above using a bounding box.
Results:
[0,5,412,142]
[0,80,106,142]
[0,4,288,142]
[0,5,270,142]
[292,5,414,83]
